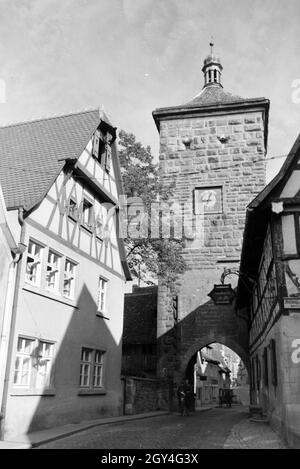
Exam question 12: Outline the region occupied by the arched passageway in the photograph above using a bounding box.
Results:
[184,342,249,409]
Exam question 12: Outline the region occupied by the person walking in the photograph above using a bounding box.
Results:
[183,379,193,416]
[176,382,186,416]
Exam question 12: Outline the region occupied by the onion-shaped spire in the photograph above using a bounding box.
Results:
[202,38,223,88]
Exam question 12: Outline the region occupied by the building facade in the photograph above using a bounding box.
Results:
[0,185,20,413]
[152,44,269,386]
[195,344,231,408]
[0,109,131,440]
[236,133,300,447]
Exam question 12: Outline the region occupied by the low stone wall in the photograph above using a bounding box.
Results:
[123,376,173,415]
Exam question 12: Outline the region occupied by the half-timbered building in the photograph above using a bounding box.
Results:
[236,132,300,447]
[0,109,131,441]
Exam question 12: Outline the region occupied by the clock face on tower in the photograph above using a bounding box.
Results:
[194,186,223,214]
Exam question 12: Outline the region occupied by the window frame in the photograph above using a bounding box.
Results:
[63,258,77,300]
[93,350,105,388]
[91,129,113,173]
[13,336,35,387]
[13,336,55,392]
[24,240,77,302]
[79,348,93,388]
[79,347,105,390]
[45,249,62,293]
[25,239,44,287]
[97,276,108,316]
[36,340,55,389]
[67,197,79,222]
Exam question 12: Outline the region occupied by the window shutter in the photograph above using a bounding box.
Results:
[92,131,100,158]
[251,357,256,390]
[105,145,112,172]
[270,339,277,386]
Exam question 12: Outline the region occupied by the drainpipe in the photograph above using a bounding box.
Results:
[0,207,26,440]
[0,261,17,404]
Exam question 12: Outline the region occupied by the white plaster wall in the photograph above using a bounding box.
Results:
[4,221,126,440]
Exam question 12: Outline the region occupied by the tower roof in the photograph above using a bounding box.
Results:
[153,40,270,141]
[185,85,246,107]
[201,39,223,89]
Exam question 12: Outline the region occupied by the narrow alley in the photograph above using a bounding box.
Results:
[36,407,287,450]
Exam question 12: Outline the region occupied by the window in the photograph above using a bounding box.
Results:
[96,213,104,239]
[25,241,77,300]
[25,240,43,286]
[13,337,35,386]
[13,337,54,390]
[46,250,61,292]
[93,351,104,388]
[97,277,108,315]
[80,348,105,389]
[68,198,78,221]
[36,341,54,388]
[82,199,93,229]
[63,259,76,298]
[79,348,92,387]
[92,130,101,159]
[92,129,113,171]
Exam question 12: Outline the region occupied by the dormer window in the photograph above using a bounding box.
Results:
[92,130,104,160]
[92,129,113,173]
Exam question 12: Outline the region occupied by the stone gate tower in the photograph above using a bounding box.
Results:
[152,43,270,385]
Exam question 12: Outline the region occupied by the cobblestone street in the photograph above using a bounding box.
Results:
[37,406,287,449]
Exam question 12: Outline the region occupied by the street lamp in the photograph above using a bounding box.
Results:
[208,268,256,305]
[208,283,235,305]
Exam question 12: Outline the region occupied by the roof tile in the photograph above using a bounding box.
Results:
[185,85,245,107]
[0,109,100,210]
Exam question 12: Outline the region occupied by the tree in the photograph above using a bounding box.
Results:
[118,130,186,285]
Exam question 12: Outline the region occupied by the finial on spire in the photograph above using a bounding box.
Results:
[209,36,214,55]
[202,39,223,89]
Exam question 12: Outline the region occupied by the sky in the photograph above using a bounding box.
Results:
[0,0,299,182]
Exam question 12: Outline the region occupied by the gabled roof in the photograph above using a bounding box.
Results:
[123,286,158,345]
[236,131,300,308]
[0,108,132,281]
[248,132,300,210]
[0,109,104,211]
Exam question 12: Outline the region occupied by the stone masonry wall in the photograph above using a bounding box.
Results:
[157,110,267,381]
[123,377,172,415]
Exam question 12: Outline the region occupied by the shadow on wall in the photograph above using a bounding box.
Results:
[6,283,123,440]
